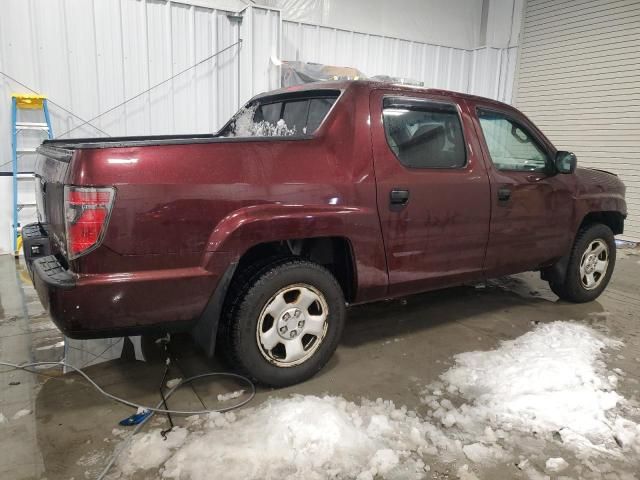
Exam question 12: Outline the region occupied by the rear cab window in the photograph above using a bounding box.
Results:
[222,90,340,138]
[382,97,466,169]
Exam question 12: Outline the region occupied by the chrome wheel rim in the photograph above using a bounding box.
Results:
[579,239,609,290]
[256,284,329,367]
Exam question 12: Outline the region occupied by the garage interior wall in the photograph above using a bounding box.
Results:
[514,0,640,240]
[0,0,521,255]
[259,0,485,50]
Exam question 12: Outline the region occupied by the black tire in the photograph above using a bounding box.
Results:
[220,258,346,387]
[549,223,616,303]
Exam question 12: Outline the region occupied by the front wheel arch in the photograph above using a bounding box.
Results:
[546,222,616,303]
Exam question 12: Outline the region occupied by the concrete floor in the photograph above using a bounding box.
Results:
[1,248,639,480]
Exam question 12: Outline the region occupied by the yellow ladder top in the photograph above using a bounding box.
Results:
[12,93,47,109]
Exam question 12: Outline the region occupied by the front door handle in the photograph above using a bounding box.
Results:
[497,187,511,202]
[390,189,410,207]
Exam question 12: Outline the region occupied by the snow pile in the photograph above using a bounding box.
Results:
[229,105,296,137]
[119,395,431,480]
[423,321,638,459]
[111,322,640,479]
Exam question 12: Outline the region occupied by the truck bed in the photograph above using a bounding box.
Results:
[41,132,221,150]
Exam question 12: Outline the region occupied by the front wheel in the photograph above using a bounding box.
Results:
[549,223,616,303]
[221,258,346,387]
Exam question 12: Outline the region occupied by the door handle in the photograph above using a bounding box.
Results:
[497,187,511,202]
[390,189,410,207]
[526,174,545,183]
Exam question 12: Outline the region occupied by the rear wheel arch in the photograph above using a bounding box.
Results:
[218,256,347,386]
[193,236,356,359]
[231,236,357,303]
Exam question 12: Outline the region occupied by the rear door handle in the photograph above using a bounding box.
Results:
[390,189,410,207]
[497,187,511,202]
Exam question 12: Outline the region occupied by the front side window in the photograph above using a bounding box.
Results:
[382,98,466,169]
[477,109,548,172]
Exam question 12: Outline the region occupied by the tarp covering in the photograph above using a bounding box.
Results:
[281,61,367,86]
[280,61,424,87]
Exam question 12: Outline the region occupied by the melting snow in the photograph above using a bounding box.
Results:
[427,321,631,458]
[166,378,182,389]
[112,321,640,479]
[12,409,32,420]
[35,340,65,351]
[545,457,569,473]
[217,390,245,402]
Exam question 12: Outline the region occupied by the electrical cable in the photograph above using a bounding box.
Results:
[0,360,256,479]
[57,39,243,139]
[0,360,255,415]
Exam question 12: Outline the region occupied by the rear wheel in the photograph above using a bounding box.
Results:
[549,223,615,303]
[220,258,345,387]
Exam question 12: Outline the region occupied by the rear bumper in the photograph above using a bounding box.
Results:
[23,223,221,339]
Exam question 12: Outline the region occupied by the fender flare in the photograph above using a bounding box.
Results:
[205,203,374,262]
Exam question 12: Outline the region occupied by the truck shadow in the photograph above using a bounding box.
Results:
[339,273,607,348]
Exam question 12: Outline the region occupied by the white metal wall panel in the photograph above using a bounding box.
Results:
[514,0,640,240]
[0,0,249,254]
[0,0,242,151]
[281,20,516,102]
[239,6,281,105]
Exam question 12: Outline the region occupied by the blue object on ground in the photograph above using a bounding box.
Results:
[119,409,152,426]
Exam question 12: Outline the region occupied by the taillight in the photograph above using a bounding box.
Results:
[64,186,115,259]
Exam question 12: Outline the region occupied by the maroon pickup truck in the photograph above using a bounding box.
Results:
[24,81,626,386]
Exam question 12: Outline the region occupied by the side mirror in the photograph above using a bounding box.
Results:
[555,151,577,174]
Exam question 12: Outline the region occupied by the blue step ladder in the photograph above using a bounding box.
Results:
[10,93,53,256]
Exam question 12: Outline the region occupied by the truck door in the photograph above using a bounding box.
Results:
[370,90,491,296]
[469,101,575,277]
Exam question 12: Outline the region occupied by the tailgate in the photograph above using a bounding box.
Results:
[34,144,74,257]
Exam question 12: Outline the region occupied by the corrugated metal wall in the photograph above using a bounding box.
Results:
[281,20,517,102]
[0,0,244,150]
[514,0,640,240]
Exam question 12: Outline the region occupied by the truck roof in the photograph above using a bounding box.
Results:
[259,79,513,110]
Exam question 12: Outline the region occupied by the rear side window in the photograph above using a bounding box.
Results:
[307,98,335,132]
[382,98,466,169]
[477,109,549,172]
[224,90,339,137]
[282,100,309,133]
[256,103,281,124]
